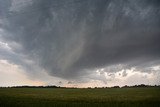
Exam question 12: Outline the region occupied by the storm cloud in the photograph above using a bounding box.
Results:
[0,0,160,80]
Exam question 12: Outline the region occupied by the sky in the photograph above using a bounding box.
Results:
[0,0,160,88]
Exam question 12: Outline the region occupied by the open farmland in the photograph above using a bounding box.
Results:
[0,87,160,107]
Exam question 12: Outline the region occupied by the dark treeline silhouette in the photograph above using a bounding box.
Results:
[121,84,160,88]
[104,84,159,88]
[89,84,160,89]
[0,84,160,88]
[0,85,63,88]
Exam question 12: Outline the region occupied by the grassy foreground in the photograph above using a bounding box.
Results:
[0,87,160,107]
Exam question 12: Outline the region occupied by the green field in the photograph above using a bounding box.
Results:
[0,87,160,107]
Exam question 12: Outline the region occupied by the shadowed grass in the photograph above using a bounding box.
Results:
[0,87,160,107]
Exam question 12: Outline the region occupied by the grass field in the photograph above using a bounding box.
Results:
[0,87,160,107]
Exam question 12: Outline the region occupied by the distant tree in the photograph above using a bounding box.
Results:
[122,85,129,88]
[112,86,120,88]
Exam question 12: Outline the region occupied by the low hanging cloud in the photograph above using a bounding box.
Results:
[0,0,160,81]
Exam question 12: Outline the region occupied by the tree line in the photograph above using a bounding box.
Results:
[0,84,160,88]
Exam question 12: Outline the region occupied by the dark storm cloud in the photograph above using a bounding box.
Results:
[0,0,160,79]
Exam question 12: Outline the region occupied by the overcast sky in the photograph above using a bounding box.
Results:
[0,0,160,87]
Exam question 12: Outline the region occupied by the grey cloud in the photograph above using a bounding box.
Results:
[122,71,128,77]
[0,0,11,18]
[0,0,160,80]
